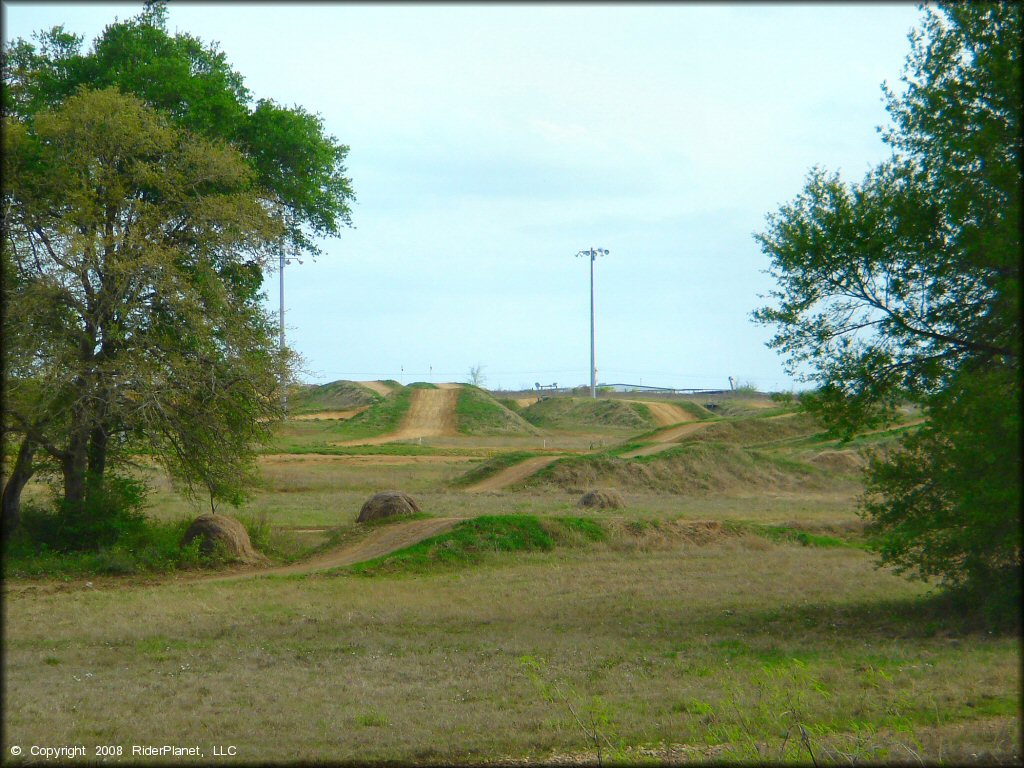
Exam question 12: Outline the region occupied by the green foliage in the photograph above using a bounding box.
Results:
[862,365,1021,617]
[2,1,354,255]
[752,3,1021,616]
[4,499,208,578]
[17,476,147,553]
[3,86,287,532]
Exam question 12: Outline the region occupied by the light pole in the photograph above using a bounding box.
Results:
[576,247,608,399]
[279,245,302,419]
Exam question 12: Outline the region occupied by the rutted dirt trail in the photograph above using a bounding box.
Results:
[627,401,694,427]
[338,385,461,446]
[359,380,397,397]
[204,517,463,581]
[465,456,561,493]
[621,422,712,458]
[391,387,460,439]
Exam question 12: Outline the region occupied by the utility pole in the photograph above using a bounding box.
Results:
[278,242,302,419]
[576,247,608,399]
[279,249,287,417]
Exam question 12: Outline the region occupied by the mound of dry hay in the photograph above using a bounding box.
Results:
[578,489,625,509]
[180,514,266,564]
[357,490,421,523]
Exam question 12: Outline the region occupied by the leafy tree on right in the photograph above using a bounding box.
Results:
[753,3,1020,619]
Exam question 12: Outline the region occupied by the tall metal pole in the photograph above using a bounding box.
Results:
[279,249,287,418]
[576,247,608,399]
[589,252,596,399]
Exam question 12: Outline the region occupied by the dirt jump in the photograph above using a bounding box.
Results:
[621,422,711,458]
[203,517,463,582]
[464,455,561,493]
[358,380,398,397]
[290,408,368,421]
[624,400,694,427]
[337,384,462,446]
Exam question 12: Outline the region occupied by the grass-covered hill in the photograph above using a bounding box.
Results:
[289,380,384,414]
[521,396,655,431]
[455,386,540,435]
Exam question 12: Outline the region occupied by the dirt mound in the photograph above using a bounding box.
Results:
[522,397,654,430]
[606,519,735,551]
[357,490,421,523]
[806,449,865,474]
[578,489,625,509]
[181,514,266,564]
[289,380,380,414]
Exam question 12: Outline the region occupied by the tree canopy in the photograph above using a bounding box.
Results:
[2,2,355,537]
[753,2,1020,616]
[3,88,287,530]
[2,0,354,257]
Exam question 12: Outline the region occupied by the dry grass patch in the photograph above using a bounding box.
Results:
[5,537,1017,764]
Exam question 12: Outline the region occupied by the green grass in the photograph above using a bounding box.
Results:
[454,386,538,435]
[521,397,654,431]
[346,515,557,575]
[288,380,381,414]
[406,381,438,389]
[728,521,867,549]
[449,451,540,487]
[5,507,1019,763]
[3,515,205,578]
[321,387,414,440]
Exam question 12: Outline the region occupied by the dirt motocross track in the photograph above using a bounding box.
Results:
[204,517,463,581]
[336,384,461,446]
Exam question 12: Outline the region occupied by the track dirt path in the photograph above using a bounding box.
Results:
[203,517,463,582]
[359,380,397,397]
[621,422,712,458]
[625,401,694,427]
[291,407,368,421]
[336,385,462,446]
[465,456,561,493]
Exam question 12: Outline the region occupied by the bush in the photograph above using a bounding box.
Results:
[5,476,224,577]
[18,475,148,553]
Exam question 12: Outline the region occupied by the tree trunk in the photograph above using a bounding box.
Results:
[63,412,90,516]
[2,437,36,536]
[87,424,109,480]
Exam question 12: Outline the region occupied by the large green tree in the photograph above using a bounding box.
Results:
[2,0,354,256]
[3,88,286,532]
[753,3,1020,613]
[2,2,355,535]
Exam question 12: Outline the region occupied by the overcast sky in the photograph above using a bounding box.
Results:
[3,2,924,391]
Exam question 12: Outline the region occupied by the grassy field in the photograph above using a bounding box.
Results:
[3,388,1019,764]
